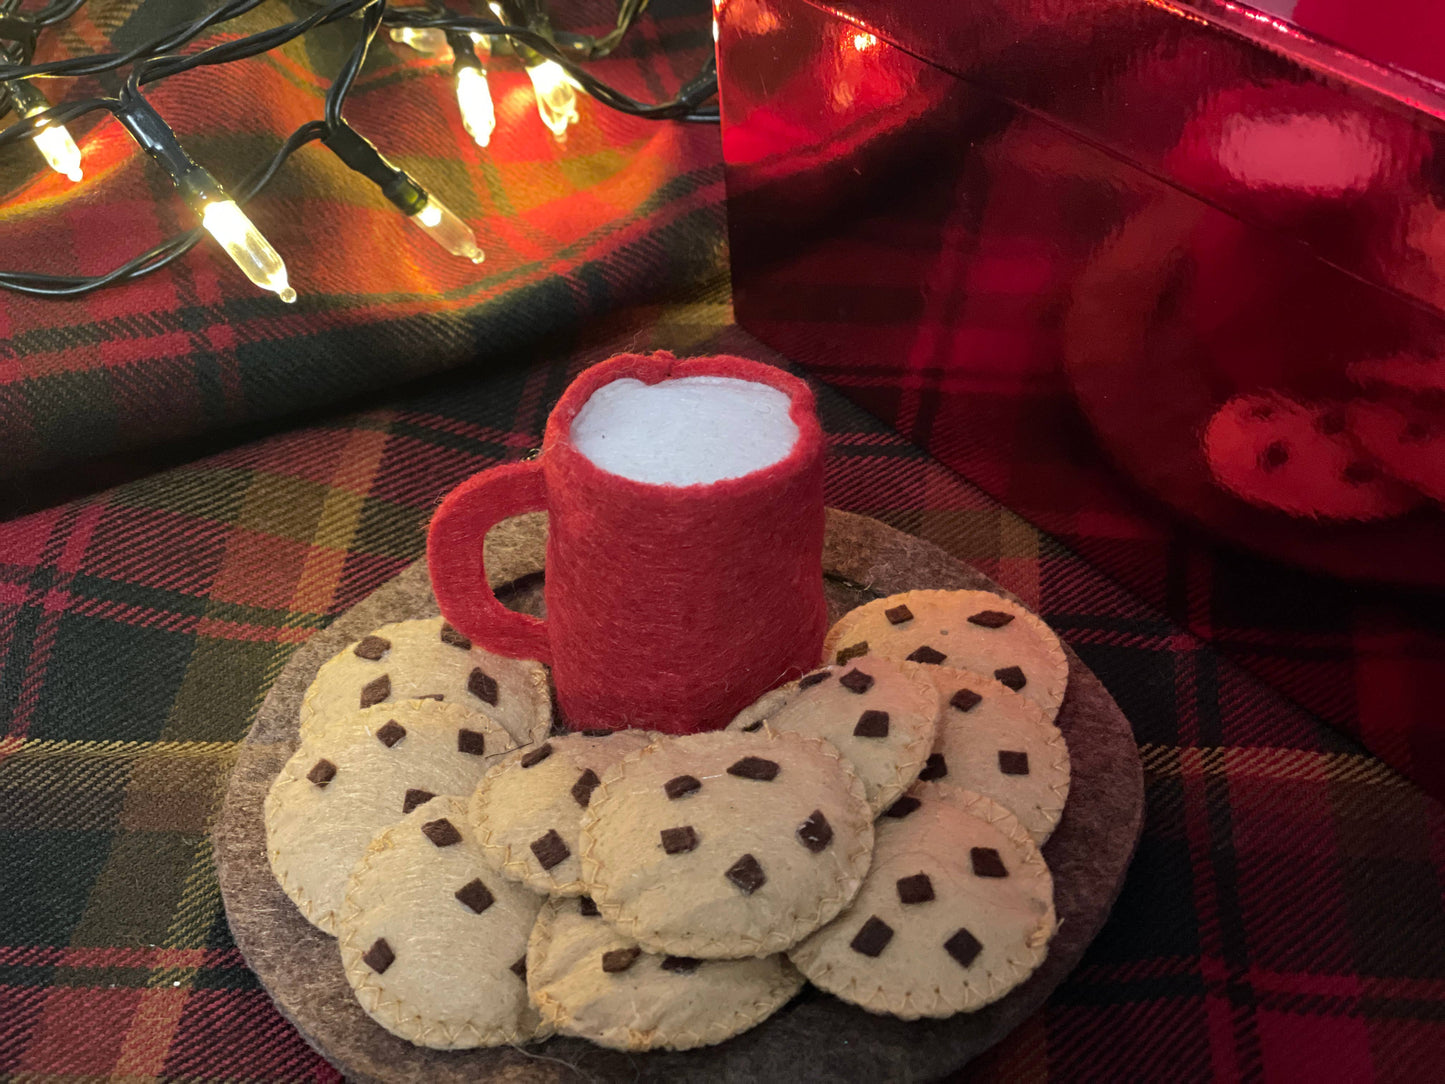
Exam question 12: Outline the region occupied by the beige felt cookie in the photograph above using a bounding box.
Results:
[469,729,662,896]
[338,796,547,1048]
[265,699,520,934]
[301,617,551,746]
[908,666,1070,845]
[727,658,940,815]
[824,590,1069,724]
[526,895,804,1051]
[579,729,874,959]
[788,783,1055,1019]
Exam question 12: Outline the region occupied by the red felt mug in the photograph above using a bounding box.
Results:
[427,352,827,734]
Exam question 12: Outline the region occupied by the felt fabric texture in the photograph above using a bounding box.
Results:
[429,351,827,734]
[215,510,1143,1081]
[5,288,1445,1080]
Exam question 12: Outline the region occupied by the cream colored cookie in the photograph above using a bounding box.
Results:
[265,699,520,934]
[300,617,551,746]
[526,895,804,1051]
[579,729,873,959]
[788,783,1055,1019]
[824,590,1068,723]
[909,666,1070,844]
[469,729,662,896]
[727,659,940,815]
[338,796,546,1048]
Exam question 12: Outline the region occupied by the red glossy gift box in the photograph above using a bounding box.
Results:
[716,0,1445,790]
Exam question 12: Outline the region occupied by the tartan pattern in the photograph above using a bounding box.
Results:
[0,0,722,477]
[2,283,1443,1080]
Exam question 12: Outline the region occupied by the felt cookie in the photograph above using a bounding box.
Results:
[265,699,519,934]
[1347,396,1445,504]
[823,590,1069,724]
[469,729,662,896]
[911,666,1070,845]
[1202,392,1421,520]
[526,895,805,1051]
[726,658,941,815]
[338,796,546,1048]
[300,617,551,746]
[579,729,874,959]
[788,783,1055,1019]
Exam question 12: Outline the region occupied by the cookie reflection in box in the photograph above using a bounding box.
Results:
[429,352,828,735]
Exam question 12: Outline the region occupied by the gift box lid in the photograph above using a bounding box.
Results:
[812,0,1445,318]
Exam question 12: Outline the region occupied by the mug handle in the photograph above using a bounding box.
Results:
[426,461,552,665]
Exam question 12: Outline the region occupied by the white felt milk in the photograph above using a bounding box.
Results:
[569,376,800,485]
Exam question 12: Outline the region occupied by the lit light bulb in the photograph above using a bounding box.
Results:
[525,59,579,143]
[9,81,83,183]
[410,197,485,262]
[455,65,496,148]
[199,200,296,303]
[389,27,449,56]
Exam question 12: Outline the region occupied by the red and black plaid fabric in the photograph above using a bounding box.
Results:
[1,288,1443,1079]
[0,0,721,477]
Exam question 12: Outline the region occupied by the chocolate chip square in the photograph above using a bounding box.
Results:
[531,829,570,869]
[457,728,487,756]
[970,847,1008,878]
[907,645,947,665]
[571,768,601,808]
[796,810,833,853]
[835,641,870,665]
[993,665,1026,691]
[402,788,435,814]
[664,775,701,800]
[455,878,494,914]
[727,756,780,781]
[798,671,829,689]
[950,688,983,713]
[520,743,553,768]
[838,669,874,694]
[360,675,391,708]
[884,604,914,625]
[849,916,894,957]
[883,796,921,819]
[362,938,394,974]
[853,710,890,738]
[661,955,700,974]
[467,668,499,706]
[944,927,983,968]
[917,752,948,781]
[896,872,935,904]
[725,853,766,895]
[602,947,641,973]
[967,610,1015,628]
[661,826,699,854]
[998,750,1030,775]
[374,720,406,747]
[422,818,462,847]
[440,623,471,650]
[306,759,337,787]
[578,896,599,917]
[353,635,390,660]
[510,956,528,980]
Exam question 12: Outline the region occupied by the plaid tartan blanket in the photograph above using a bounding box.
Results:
[1,284,1442,1079]
[1,1,1443,1077]
[0,0,722,477]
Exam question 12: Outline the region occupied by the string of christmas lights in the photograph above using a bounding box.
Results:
[0,0,718,301]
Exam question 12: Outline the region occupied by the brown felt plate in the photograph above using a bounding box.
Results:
[214,509,1143,1083]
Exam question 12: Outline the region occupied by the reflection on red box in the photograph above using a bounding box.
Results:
[718,0,1445,794]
